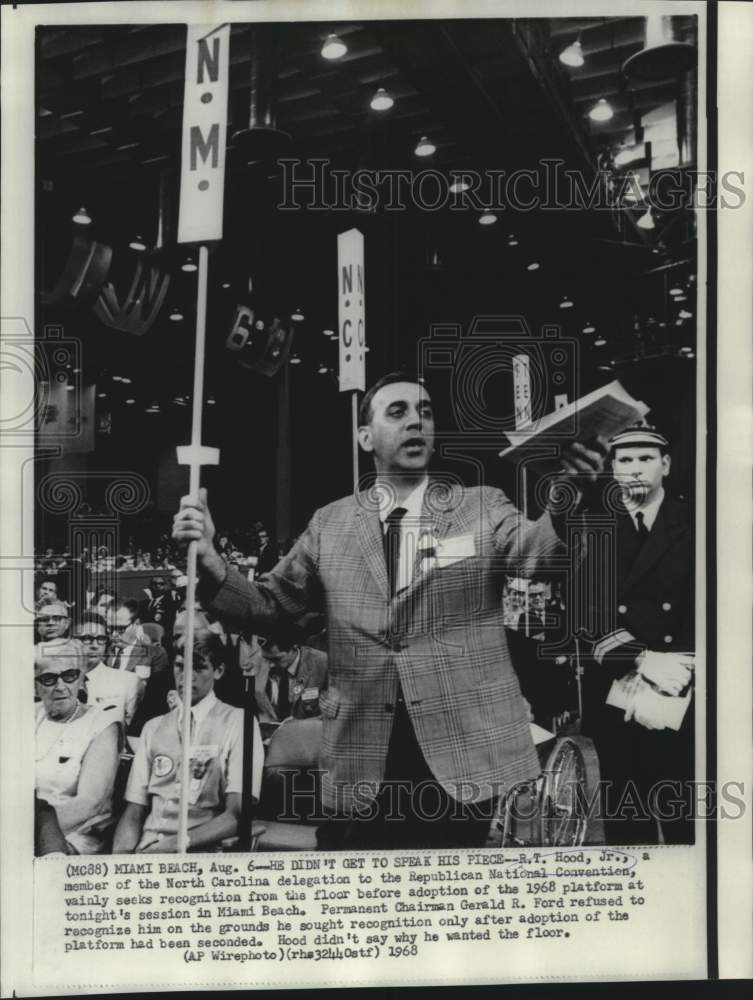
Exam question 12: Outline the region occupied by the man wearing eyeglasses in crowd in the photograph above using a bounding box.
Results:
[73,611,143,728]
[105,603,152,681]
[35,601,70,642]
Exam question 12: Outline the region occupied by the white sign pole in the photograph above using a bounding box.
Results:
[351,392,360,495]
[513,353,532,524]
[177,246,211,854]
[175,23,229,854]
[513,354,532,430]
[337,229,366,494]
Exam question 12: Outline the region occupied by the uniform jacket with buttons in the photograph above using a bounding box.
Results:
[581,495,693,702]
[202,481,567,813]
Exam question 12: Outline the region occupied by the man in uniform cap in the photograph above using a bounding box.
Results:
[580,422,694,844]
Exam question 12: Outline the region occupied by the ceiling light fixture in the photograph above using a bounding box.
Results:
[221,281,231,289]
[582,322,595,334]
[120,377,132,385]
[291,308,304,322]
[527,261,540,271]
[678,308,693,319]
[321,33,347,60]
[560,294,574,309]
[182,256,198,273]
[507,234,519,246]
[370,87,394,111]
[129,236,147,252]
[169,307,184,322]
[317,363,328,374]
[290,354,302,365]
[478,212,497,226]
[97,392,107,398]
[588,98,614,123]
[559,38,585,68]
[414,135,436,157]
[72,206,91,225]
[125,398,135,405]
[594,336,607,346]
[207,397,216,405]
[449,178,470,194]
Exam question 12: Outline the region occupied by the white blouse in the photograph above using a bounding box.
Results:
[35,702,120,853]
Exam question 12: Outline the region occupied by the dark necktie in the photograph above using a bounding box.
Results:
[111,649,122,670]
[635,511,649,539]
[383,507,407,596]
[268,666,291,720]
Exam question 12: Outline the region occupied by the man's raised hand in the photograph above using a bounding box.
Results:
[172,487,218,556]
[559,437,607,483]
[173,488,227,583]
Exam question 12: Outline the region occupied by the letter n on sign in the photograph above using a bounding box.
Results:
[177,24,231,244]
[337,228,366,393]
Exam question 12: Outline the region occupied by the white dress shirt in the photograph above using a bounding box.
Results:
[86,660,143,727]
[625,487,665,532]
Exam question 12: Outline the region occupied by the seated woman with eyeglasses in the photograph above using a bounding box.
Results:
[35,637,120,854]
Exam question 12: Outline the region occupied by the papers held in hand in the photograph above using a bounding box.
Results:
[606,672,693,731]
[499,380,650,472]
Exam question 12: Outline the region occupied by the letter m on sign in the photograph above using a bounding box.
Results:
[178,24,231,244]
[190,124,219,170]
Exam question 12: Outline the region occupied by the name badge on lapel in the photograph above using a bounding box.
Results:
[436,532,476,567]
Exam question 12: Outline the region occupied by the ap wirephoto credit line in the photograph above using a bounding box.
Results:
[1,0,752,994]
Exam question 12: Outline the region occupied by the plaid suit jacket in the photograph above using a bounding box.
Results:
[203,481,566,813]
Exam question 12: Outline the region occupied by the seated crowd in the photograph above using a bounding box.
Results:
[34,570,330,856]
[35,519,287,581]
[34,555,570,856]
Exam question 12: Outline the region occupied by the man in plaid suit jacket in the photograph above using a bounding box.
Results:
[174,373,602,847]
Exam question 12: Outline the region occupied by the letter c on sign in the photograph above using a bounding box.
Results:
[357,319,364,346]
[342,319,353,347]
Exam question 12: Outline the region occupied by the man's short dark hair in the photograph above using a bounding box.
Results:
[194,634,227,669]
[260,624,303,652]
[358,370,427,426]
[75,611,108,631]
